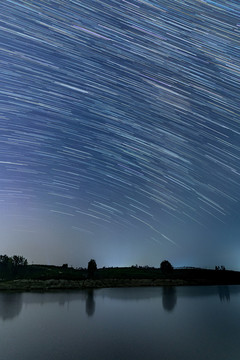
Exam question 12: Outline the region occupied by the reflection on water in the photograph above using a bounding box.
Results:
[0,293,22,320]
[83,286,179,315]
[0,285,240,360]
[162,286,177,312]
[218,285,230,302]
[85,289,95,317]
[0,284,237,322]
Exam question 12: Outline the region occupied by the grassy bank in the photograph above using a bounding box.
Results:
[0,278,222,292]
[0,264,240,291]
[0,273,240,292]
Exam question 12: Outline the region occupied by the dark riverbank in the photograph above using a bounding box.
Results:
[1,263,240,291]
[0,278,188,291]
[1,276,240,292]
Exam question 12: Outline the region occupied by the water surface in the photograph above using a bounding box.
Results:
[0,286,240,360]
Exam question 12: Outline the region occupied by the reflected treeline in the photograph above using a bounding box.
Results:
[162,286,177,312]
[85,289,95,317]
[0,293,23,320]
[161,285,232,311]
[0,291,96,321]
[218,286,230,302]
[0,285,235,322]
[83,287,178,315]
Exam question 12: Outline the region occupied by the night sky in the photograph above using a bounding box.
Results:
[1,0,240,269]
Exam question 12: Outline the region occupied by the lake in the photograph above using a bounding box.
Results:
[0,285,240,360]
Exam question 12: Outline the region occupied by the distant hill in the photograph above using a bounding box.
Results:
[1,262,240,286]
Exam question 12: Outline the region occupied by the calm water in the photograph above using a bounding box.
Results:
[0,286,240,360]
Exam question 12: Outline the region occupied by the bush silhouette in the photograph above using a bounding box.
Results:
[160,260,173,274]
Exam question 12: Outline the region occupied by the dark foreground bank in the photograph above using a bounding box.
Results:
[0,278,189,291]
[1,262,240,291]
[1,275,240,292]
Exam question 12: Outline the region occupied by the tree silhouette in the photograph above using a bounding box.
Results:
[12,255,28,267]
[0,254,28,278]
[88,259,97,278]
[160,260,173,274]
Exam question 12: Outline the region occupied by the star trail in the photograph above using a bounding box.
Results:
[0,0,240,268]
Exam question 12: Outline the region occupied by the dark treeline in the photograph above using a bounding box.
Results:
[0,255,28,279]
[0,256,240,285]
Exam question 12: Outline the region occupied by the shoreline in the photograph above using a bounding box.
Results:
[0,278,239,292]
